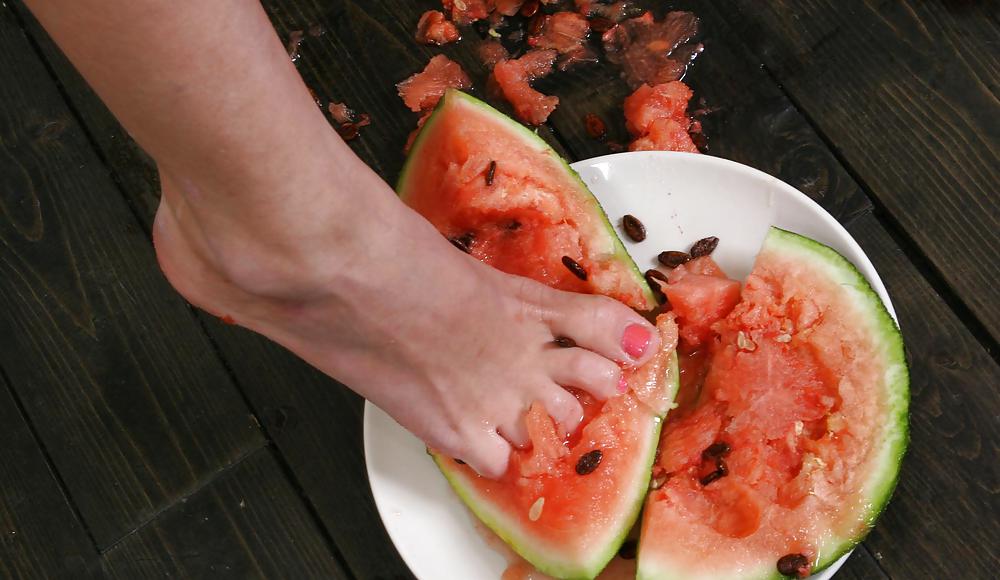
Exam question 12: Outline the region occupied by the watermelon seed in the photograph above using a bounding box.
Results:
[776,553,811,578]
[650,467,670,490]
[506,220,522,231]
[486,160,497,186]
[644,269,668,304]
[699,458,728,486]
[562,256,588,280]
[690,236,719,257]
[449,233,475,253]
[702,441,731,459]
[658,251,691,268]
[622,214,647,242]
[454,458,466,465]
[737,331,757,352]
[528,497,545,521]
[776,333,792,343]
[575,449,603,475]
[553,336,577,348]
[618,540,638,560]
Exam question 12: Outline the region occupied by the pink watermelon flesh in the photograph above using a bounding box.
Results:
[639,228,909,580]
[397,90,676,578]
[399,90,656,312]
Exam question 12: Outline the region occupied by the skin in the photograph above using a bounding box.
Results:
[27,0,660,478]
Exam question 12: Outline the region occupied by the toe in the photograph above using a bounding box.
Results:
[497,406,531,448]
[538,384,585,437]
[546,348,622,400]
[460,429,512,479]
[546,292,661,366]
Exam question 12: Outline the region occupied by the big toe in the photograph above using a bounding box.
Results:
[546,292,661,367]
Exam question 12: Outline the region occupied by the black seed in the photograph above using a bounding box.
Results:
[689,236,719,258]
[702,441,731,459]
[575,449,603,475]
[454,458,466,465]
[644,269,668,304]
[562,256,588,281]
[506,220,522,231]
[658,251,691,268]
[622,214,646,242]
[699,469,725,486]
[645,269,669,284]
[699,458,728,486]
[776,553,811,578]
[449,232,475,253]
[486,160,497,186]
[553,336,576,348]
[618,540,638,560]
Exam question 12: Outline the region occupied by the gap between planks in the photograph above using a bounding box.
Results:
[0,366,100,553]
[6,5,359,577]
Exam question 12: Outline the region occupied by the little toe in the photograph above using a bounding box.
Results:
[538,384,585,437]
[497,408,531,449]
[460,429,512,479]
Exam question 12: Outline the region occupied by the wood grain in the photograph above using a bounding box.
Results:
[846,212,1000,579]
[0,6,264,549]
[0,373,103,579]
[11,0,999,578]
[103,447,348,579]
[710,0,1000,344]
[543,0,874,223]
[833,547,889,580]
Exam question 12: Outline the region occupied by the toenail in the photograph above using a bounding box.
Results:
[618,375,628,394]
[622,324,651,360]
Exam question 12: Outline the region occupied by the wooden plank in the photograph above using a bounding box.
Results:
[835,547,889,580]
[543,0,874,223]
[845,212,1000,579]
[10,3,417,576]
[0,5,264,548]
[103,447,348,579]
[709,0,1000,344]
[0,373,103,579]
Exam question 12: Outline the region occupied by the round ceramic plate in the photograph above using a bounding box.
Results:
[365,151,897,580]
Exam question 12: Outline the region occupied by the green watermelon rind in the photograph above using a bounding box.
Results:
[637,227,909,580]
[396,89,658,311]
[434,351,680,580]
[767,227,909,578]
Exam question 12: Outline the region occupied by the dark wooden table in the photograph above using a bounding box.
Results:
[0,1,996,578]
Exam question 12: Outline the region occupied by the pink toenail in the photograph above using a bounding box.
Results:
[622,324,651,359]
[618,375,628,394]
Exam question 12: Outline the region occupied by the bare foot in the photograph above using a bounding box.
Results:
[153,169,660,479]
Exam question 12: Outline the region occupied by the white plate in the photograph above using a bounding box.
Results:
[365,151,897,580]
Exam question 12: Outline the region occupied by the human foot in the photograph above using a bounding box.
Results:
[153,170,661,479]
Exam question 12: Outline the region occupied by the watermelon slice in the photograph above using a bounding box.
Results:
[639,228,909,580]
[397,90,679,578]
[399,89,657,311]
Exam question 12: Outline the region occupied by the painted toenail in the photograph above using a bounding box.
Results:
[622,324,651,359]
